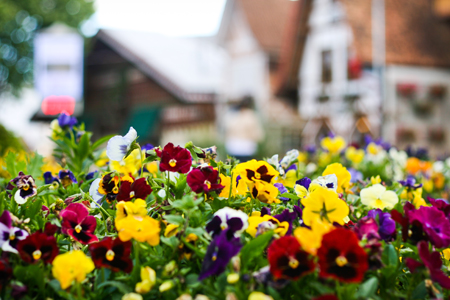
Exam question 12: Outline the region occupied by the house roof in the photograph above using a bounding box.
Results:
[342,0,450,68]
[94,29,225,103]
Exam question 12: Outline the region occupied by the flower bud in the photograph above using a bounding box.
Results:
[159,280,174,292]
[227,273,239,284]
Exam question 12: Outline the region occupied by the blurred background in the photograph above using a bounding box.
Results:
[1,0,450,159]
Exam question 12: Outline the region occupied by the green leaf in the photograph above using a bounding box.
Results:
[92,134,115,150]
[356,277,378,299]
[382,244,398,266]
[161,236,179,249]
[240,231,274,270]
[411,281,427,299]
[76,132,91,162]
[163,214,185,225]
[26,152,44,179]
[279,193,299,200]
[97,281,132,294]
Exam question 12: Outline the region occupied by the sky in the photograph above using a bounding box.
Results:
[87,0,227,37]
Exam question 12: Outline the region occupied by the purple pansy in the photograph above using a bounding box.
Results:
[274,209,297,235]
[274,183,289,201]
[86,171,98,181]
[43,172,60,185]
[58,169,78,188]
[199,228,242,280]
[365,135,390,150]
[354,217,380,241]
[0,211,28,253]
[428,197,450,219]
[206,207,248,238]
[398,176,422,189]
[6,172,37,205]
[296,177,311,190]
[408,206,450,248]
[57,112,77,128]
[367,209,396,241]
[349,168,363,183]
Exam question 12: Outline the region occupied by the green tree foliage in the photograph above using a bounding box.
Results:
[0,0,94,94]
[0,123,24,156]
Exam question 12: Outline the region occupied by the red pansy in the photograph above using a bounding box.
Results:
[156,143,192,173]
[89,237,133,273]
[187,166,224,194]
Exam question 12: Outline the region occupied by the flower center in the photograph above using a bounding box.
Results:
[112,186,119,194]
[212,255,217,261]
[254,173,261,179]
[106,249,115,261]
[169,159,177,167]
[289,257,299,269]
[9,233,15,240]
[23,184,30,191]
[375,198,384,207]
[204,180,211,189]
[129,191,135,198]
[32,250,42,260]
[335,255,348,267]
[75,224,82,233]
[220,224,227,230]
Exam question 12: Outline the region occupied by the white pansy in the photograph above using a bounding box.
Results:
[106,127,138,161]
[312,174,338,193]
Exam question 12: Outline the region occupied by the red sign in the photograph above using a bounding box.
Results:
[41,95,76,115]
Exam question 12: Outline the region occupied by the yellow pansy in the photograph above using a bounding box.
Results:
[301,186,349,226]
[246,214,289,237]
[96,150,109,167]
[321,136,346,155]
[276,169,297,188]
[234,160,279,184]
[135,266,156,294]
[423,178,433,193]
[370,175,382,185]
[116,215,161,246]
[294,218,333,255]
[248,291,274,300]
[345,146,364,164]
[318,152,332,167]
[360,184,398,209]
[52,250,95,289]
[250,181,280,204]
[367,142,382,155]
[110,149,141,176]
[164,224,180,237]
[146,161,158,175]
[297,152,307,163]
[219,173,248,198]
[442,249,450,260]
[115,199,147,223]
[322,163,351,193]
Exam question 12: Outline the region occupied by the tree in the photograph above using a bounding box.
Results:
[0,0,94,95]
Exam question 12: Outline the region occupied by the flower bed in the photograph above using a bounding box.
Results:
[1,114,450,300]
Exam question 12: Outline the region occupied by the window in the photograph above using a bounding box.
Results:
[321,50,332,83]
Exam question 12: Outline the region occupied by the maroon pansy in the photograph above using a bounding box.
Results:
[89,237,133,273]
[156,143,192,173]
[44,223,59,236]
[405,241,450,289]
[187,166,224,194]
[17,231,59,264]
[268,236,316,280]
[317,228,368,283]
[60,203,98,244]
[117,177,152,202]
[0,258,12,290]
[391,202,425,244]
[408,206,450,248]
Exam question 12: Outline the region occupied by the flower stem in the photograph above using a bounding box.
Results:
[139,144,145,178]
[132,240,141,283]
[76,282,83,300]
[165,171,170,202]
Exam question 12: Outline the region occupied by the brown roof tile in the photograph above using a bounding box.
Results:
[237,0,297,57]
[342,0,450,67]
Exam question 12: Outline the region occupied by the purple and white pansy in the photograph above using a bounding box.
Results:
[206,207,248,237]
[0,211,28,253]
[106,127,138,161]
[6,172,37,205]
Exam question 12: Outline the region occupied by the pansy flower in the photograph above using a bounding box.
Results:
[317,228,368,283]
[187,166,224,194]
[268,236,316,280]
[198,228,242,280]
[58,111,77,128]
[0,258,12,290]
[117,176,152,202]
[106,127,138,161]
[60,203,98,244]
[235,160,279,184]
[367,209,396,241]
[321,136,346,155]
[247,213,289,237]
[428,197,450,218]
[17,231,59,264]
[408,206,450,248]
[398,175,422,189]
[0,210,28,253]
[301,186,349,226]
[89,173,120,205]
[391,202,425,243]
[322,163,351,194]
[135,266,156,294]
[360,184,398,210]
[156,143,192,173]
[116,215,160,246]
[52,250,95,289]
[311,174,339,193]
[294,218,333,255]
[115,199,147,224]
[274,183,289,201]
[43,171,60,186]
[89,237,133,273]
[206,207,248,237]
[273,209,298,235]
[58,169,78,188]
[405,241,450,289]
[6,172,37,204]
[250,181,280,204]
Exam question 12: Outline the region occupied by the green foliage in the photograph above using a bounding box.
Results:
[0,123,24,156]
[0,0,94,94]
